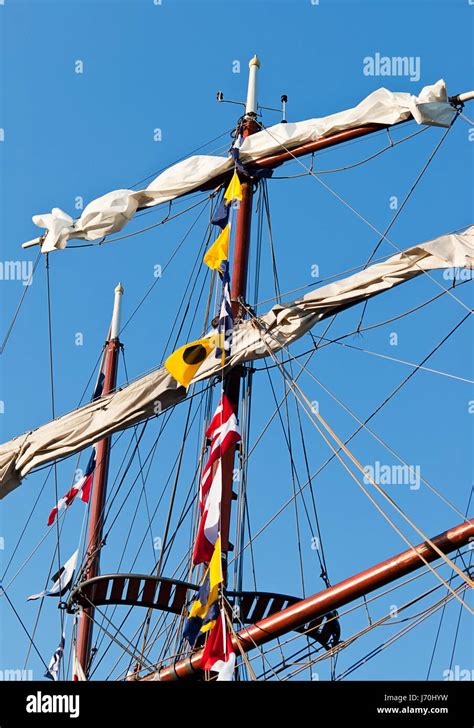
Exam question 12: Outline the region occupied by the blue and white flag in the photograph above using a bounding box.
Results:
[44,632,65,681]
[215,261,234,364]
[27,550,78,601]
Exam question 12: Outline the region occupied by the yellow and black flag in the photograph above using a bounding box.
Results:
[164,337,215,388]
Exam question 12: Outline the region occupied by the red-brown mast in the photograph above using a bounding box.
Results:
[76,283,124,676]
[220,55,260,563]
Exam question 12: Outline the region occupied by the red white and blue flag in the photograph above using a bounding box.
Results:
[192,393,241,565]
[47,448,96,526]
[46,350,107,527]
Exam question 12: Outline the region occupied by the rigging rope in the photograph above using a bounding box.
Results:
[262,180,331,587]
[250,231,472,309]
[237,308,474,604]
[254,117,472,318]
[271,125,430,178]
[128,128,234,190]
[237,549,470,679]
[0,586,49,672]
[44,253,66,661]
[334,580,470,682]
[313,334,473,384]
[0,248,42,354]
[426,487,473,679]
[355,114,460,331]
[252,311,474,582]
[229,303,472,575]
[300,343,472,523]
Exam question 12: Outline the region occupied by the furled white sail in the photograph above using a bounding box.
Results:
[24,81,453,253]
[2,226,472,499]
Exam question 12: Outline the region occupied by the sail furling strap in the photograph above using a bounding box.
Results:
[1,226,472,499]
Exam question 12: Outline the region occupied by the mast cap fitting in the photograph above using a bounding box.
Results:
[249,54,261,69]
[115,282,124,294]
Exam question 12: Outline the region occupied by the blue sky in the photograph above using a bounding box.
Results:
[0,0,472,682]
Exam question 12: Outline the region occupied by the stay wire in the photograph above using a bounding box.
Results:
[255,116,472,318]
[252,323,473,607]
[263,181,331,586]
[128,128,234,189]
[356,114,460,331]
[0,248,42,354]
[426,486,473,678]
[0,586,49,672]
[270,125,429,179]
[233,304,473,592]
[45,253,66,656]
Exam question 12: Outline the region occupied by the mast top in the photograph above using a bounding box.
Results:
[110,281,124,340]
[245,54,261,117]
[249,54,261,69]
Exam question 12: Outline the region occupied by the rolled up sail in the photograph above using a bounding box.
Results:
[25,81,453,253]
[195,226,474,379]
[1,226,472,499]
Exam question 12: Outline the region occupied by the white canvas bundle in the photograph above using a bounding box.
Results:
[24,81,452,253]
[1,226,472,499]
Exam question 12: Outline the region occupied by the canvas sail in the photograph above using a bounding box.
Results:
[1,225,471,499]
[25,81,453,253]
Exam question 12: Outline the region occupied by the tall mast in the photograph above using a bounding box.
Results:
[76,282,124,676]
[134,62,261,670]
[220,55,260,565]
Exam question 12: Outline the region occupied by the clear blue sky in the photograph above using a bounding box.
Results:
[0,0,472,682]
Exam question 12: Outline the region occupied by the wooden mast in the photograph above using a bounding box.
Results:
[132,60,261,671]
[220,55,260,564]
[75,283,124,676]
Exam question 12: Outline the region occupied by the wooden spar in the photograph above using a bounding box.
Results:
[191,122,397,202]
[219,57,260,560]
[20,123,400,252]
[252,123,385,170]
[21,89,474,252]
[136,518,473,681]
[250,89,472,170]
[75,283,124,677]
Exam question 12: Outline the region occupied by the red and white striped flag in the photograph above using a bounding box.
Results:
[201,607,236,681]
[47,448,96,526]
[192,393,240,565]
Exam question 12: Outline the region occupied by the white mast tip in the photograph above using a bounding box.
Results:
[111,282,124,339]
[249,54,261,69]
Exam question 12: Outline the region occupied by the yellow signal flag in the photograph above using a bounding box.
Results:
[200,536,223,634]
[165,337,215,388]
[203,224,230,271]
[187,536,223,629]
[209,535,223,593]
[224,171,242,204]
